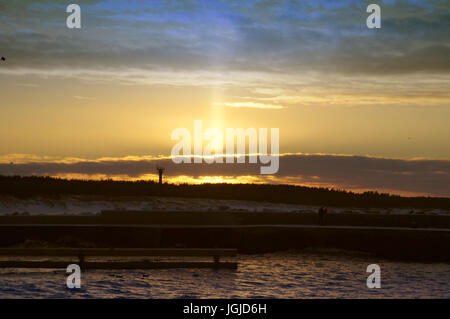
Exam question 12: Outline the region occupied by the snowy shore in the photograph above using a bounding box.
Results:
[1,195,448,216]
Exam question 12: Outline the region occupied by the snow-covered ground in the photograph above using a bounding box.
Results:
[0,195,448,216]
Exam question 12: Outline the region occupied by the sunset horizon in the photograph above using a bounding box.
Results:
[1,151,449,197]
[1,0,450,303]
[1,1,449,199]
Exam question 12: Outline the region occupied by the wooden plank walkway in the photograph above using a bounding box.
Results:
[0,261,238,269]
[0,248,238,269]
[0,248,237,257]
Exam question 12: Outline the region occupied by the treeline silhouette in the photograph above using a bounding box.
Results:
[0,175,449,209]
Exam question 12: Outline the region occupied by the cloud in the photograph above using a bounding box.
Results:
[1,0,449,114]
[73,95,95,100]
[219,102,284,109]
[1,0,449,77]
[1,153,449,197]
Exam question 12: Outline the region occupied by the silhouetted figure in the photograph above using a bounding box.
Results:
[318,206,327,225]
[156,167,165,184]
[408,210,417,228]
[1,57,5,61]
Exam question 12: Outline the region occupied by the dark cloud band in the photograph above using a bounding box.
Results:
[1,154,449,197]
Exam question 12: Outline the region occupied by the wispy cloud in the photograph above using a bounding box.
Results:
[73,95,95,100]
[219,102,284,109]
[1,0,449,111]
[1,0,449,77]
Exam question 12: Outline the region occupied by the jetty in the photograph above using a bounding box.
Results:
[0,248,238,269]
[0,211,449,263]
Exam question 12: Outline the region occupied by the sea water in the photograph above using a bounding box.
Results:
[0,250,449,298]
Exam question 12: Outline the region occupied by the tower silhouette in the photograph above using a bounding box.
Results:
[156,167,165,184]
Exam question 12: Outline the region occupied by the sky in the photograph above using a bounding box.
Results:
[0,0,449,196]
